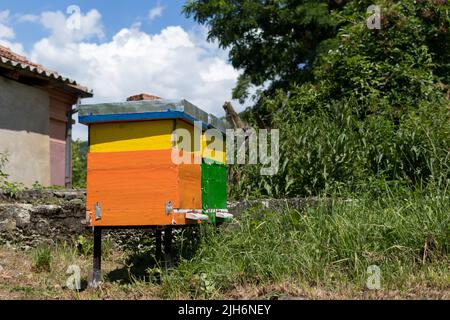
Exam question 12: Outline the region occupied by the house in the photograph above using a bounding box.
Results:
[0,45,93,187]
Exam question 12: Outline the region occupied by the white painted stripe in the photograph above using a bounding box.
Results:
[185,213,210,221]
[173,209,202,214]
[216,212,233,219]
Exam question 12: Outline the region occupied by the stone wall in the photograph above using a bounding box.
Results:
[0,189,330,248]
[0,189,87,248]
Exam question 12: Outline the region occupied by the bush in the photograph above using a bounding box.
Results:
[162,188,450,298]
[0,152,24,197]
[72,140,88,189]
[32,246,52,272]
[231,93,449,199]
[229,0,450,199]
[0,152,9,185]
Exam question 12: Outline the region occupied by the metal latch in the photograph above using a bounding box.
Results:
[95,203,102,220]
[165,201,173,215]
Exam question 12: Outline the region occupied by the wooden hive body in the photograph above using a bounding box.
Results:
[79,99,229,227]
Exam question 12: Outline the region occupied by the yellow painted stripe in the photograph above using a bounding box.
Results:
[89,119,226,164]
[202,134,226,164]
[90,120,174,153]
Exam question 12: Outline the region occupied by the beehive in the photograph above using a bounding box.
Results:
[78,99,229,227]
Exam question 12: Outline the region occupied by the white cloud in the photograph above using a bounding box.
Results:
[148,3,165,21]
[0,10,25,54]
[17,14,39,23]
[1,8,242,140]
[0,10,15,39]
[39,9,105,44]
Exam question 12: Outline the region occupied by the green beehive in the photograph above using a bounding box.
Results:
[201,161,229,224]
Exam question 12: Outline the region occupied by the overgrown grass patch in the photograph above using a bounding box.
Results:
[32,246,52,272]
[161,188,450,299]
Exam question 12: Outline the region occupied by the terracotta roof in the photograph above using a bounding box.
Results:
[0,45,42,68]
[0,44,93,97]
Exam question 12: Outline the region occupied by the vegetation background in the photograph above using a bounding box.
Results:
[1,0,449,299]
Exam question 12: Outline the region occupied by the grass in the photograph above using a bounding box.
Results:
[160,187,450,299]
[32,246,52,272]
[0,187,448,299]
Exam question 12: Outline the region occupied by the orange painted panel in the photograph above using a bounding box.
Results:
[178,160,202,210]
[86,149,201,226]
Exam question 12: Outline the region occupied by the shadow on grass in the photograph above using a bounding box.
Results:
[105,227,202,284]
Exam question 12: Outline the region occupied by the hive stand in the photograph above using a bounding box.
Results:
[80,98,230,288]
[89,226,175,287]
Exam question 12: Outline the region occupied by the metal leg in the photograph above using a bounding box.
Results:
[164,227,173,270]
[90,227,102,287]
[155,229,162,262]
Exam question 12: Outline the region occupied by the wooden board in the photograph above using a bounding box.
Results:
[86,149,201,226]
[89,120,173,153]
[202,132,226,164]
[201,162,227,210]
[89,119,226,163]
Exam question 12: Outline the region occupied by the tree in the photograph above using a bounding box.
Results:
[72,140,88,188]
[196,1,450,198]
[184,0,340,104]
[184,0,450,117]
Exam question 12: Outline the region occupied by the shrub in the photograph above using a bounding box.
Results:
[32,246,52,272]
[162,188,450,298]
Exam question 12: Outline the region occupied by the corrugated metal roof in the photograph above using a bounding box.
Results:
[79,99,228,132]
[0,45,93,97]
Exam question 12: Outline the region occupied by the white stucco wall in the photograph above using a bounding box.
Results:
[0,76,50,186]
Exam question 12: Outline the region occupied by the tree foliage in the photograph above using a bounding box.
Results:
[185,0,450,115]
[72,140,88,189]
[186,1,450,198]
[184,0,340,103]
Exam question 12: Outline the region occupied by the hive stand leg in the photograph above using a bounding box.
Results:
[90,227,102,288]
[155,229,162,262]
[163,227,173,270]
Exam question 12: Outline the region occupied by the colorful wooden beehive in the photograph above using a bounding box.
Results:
[78,98,231,227]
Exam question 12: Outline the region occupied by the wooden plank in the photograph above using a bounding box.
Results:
[178,154,202,210]
[202,132,226,164]
[89,119,226,164]
[89,120,173,153]
[86,149,202,226]
[201,162,227,210]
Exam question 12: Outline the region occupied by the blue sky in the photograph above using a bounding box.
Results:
[0,1,242,140]
[1,1,196,52]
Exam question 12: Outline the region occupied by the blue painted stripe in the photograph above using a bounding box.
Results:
[78,111,209,129]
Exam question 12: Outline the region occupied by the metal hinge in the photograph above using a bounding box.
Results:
[165,201,173,215]
[95,203,102,220]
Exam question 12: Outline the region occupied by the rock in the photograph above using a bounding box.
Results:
[54,191,79,200]
[32,205,62,215]
[15,204,32,225]
[69,198,84,206]
[0,219,16,232]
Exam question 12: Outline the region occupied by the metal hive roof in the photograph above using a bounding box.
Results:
[78,99,228,132]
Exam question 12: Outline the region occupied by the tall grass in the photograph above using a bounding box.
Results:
[231,94,450,199]
[161,187,450,298]
[32,246,53,272]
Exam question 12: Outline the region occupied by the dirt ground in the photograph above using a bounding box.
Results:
[0,246,448,300]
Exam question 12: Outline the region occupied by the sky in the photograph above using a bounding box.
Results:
[0,1,243,140]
